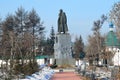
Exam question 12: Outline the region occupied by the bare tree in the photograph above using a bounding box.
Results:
[86,35,98,65]
[109,1,120,38]
[86,14,107,65]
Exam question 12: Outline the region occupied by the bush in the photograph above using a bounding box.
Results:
[50,64,57,69]
[13,62,23,74]
[13,61,39,75]
[22,61,39,75]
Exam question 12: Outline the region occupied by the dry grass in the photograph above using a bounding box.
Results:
[82,77,90,80]
[57,64,74,69]
[116,72,120,80]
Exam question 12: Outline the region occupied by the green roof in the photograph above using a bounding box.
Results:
[35,55,54,59]
[105,31,120,47]
[35,55,48,59]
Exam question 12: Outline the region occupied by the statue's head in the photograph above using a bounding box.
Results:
[60,9,63,13]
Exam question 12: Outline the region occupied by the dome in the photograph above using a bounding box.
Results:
[109,22,114,28]
[105,30,120,47]
[105,22,120,47]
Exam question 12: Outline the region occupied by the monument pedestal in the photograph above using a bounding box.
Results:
[54,9,75,67]
[54,33,75,66]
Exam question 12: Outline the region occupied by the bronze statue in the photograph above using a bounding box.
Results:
[58,9,68,33]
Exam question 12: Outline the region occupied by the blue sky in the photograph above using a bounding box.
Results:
[0,0,119,42]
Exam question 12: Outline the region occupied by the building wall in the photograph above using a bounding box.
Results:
[104,47,120,66]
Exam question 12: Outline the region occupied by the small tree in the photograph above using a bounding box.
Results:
[74,35,85,60]
[47,26,55,55]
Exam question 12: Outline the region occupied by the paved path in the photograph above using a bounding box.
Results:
[51,72,82,80]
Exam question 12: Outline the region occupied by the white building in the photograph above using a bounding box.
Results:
[104,22,120,66]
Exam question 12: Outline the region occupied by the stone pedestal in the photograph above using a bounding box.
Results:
[54,33,75,66]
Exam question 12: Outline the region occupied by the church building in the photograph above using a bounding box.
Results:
[104,22,120,66]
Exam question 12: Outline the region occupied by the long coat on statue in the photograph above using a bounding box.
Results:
[58,10,68,33]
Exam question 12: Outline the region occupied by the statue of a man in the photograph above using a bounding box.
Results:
[58,9,68,33]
